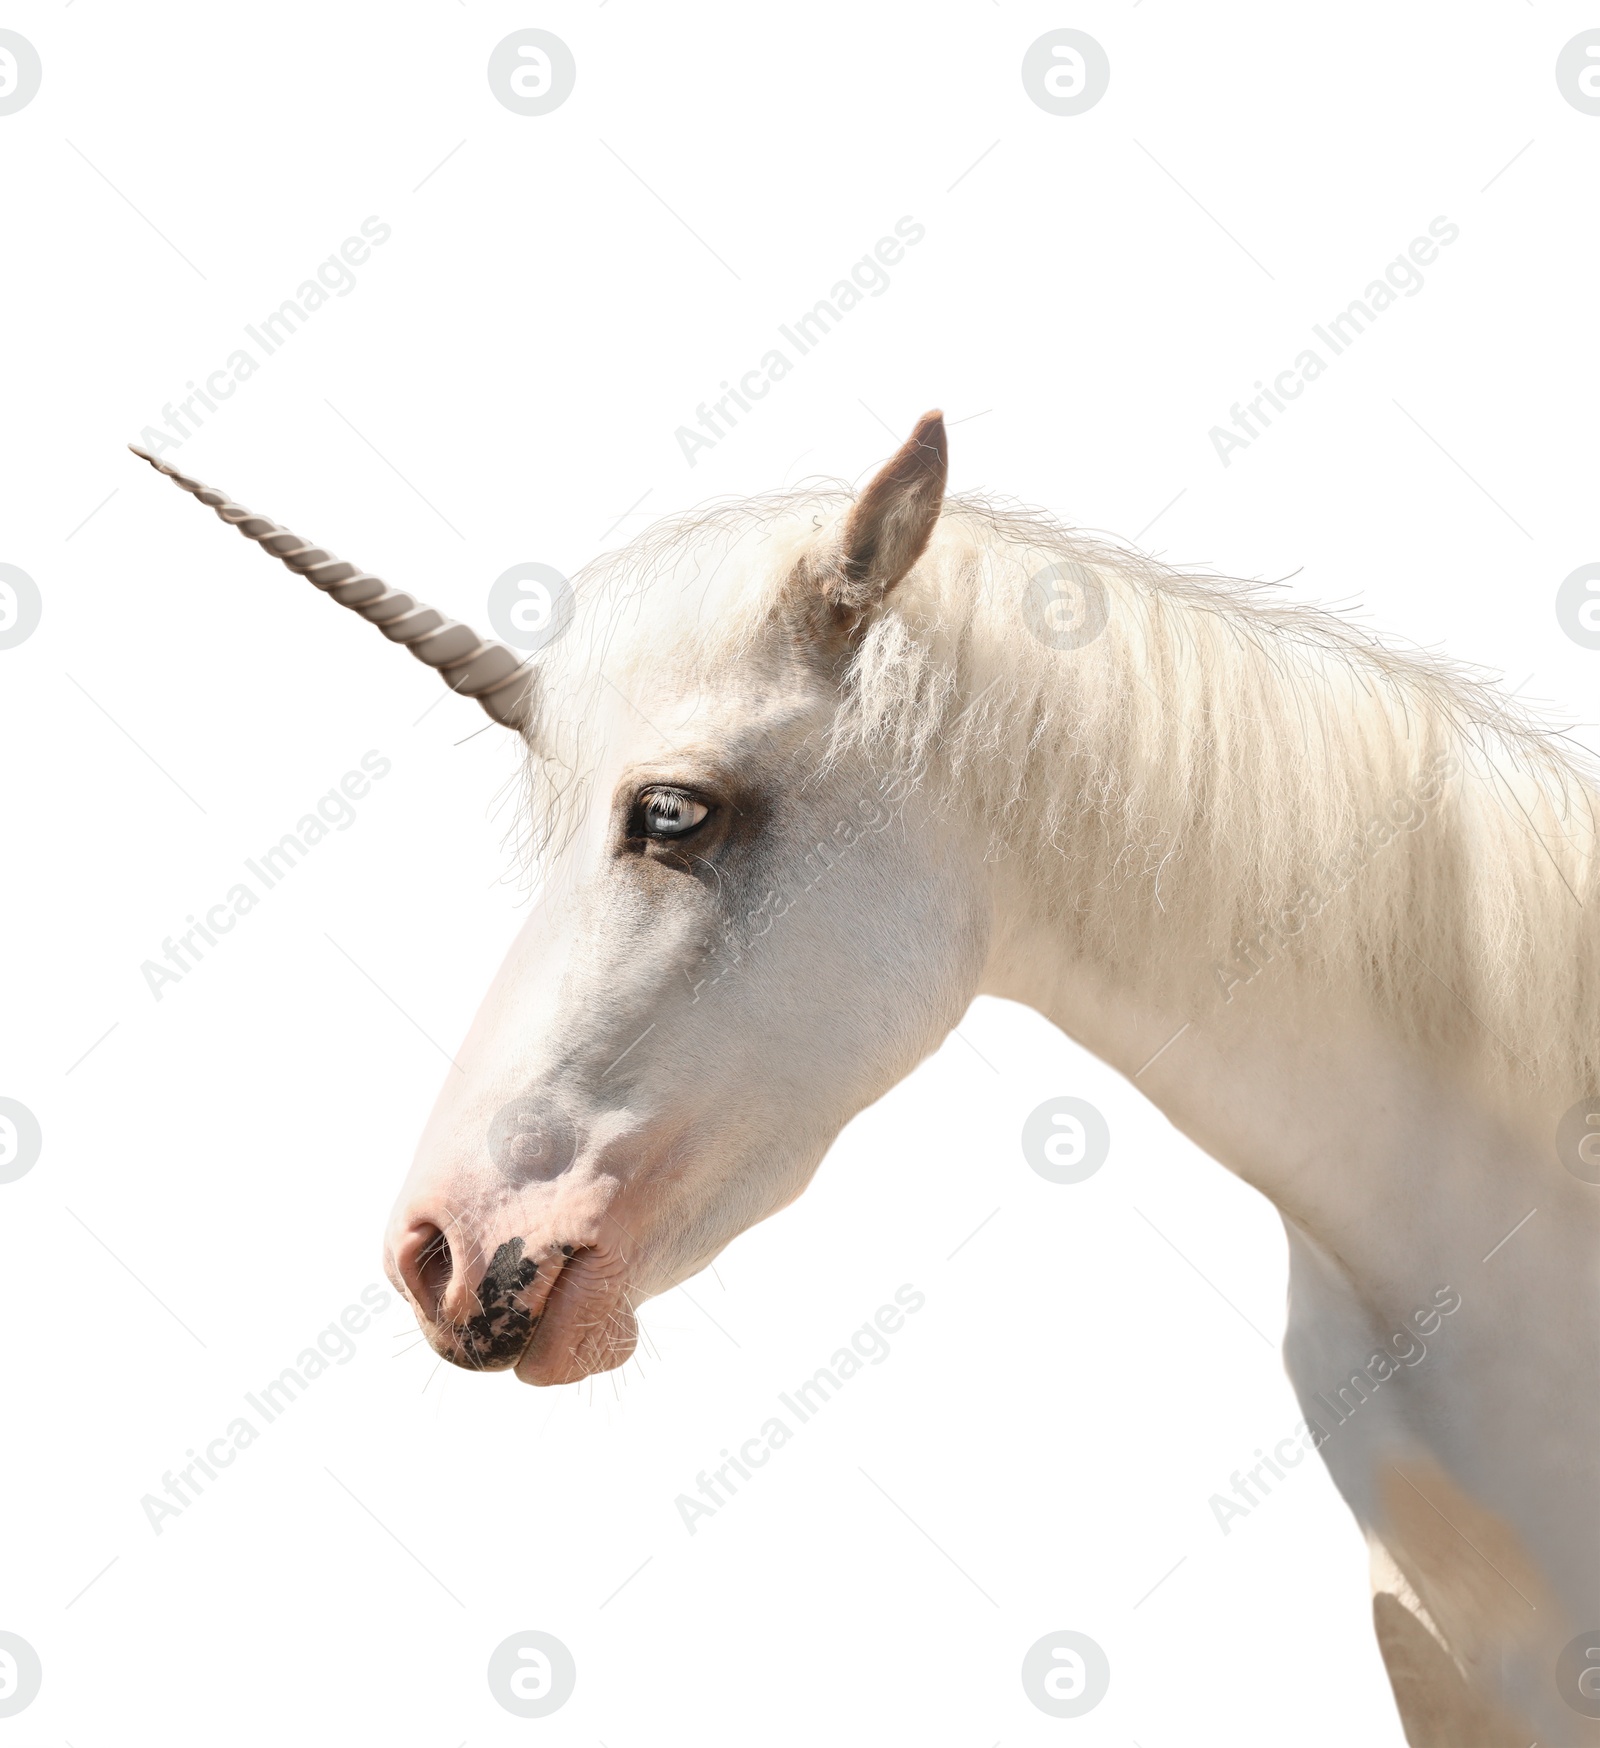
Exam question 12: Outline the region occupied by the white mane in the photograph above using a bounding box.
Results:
[521,486,1600,1093]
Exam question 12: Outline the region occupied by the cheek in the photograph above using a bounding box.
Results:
[731,835,985,1060]
[591,875,713,1000]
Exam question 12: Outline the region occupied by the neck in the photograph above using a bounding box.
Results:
[982,852,1566,1314]
[980,858,1600,1740]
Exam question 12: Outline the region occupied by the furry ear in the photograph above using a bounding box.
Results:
[821,409,948,618]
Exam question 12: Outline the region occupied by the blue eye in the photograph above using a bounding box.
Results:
[637,788,710,839]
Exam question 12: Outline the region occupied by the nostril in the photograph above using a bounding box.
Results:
[418,1228,452,1305]
[398,1221,453,1317]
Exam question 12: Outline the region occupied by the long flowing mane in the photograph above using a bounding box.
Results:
[521,485,1600,1094]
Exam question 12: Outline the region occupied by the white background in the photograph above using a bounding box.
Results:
[4,4,1598,1743]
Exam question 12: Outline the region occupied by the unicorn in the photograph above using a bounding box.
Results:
[133,413,1600,1744]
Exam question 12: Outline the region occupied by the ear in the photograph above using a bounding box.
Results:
[821,409,948,618]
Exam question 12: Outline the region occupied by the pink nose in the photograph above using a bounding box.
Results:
[389,1215,553,1372]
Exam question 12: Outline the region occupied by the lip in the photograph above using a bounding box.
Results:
[514,1248,637,1385]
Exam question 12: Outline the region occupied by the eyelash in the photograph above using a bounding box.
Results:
[633,788,711,840]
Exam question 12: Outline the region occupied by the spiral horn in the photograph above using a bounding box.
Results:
[128,444,534,730]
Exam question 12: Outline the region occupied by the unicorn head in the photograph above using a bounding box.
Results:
[134,414,1004,1383]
